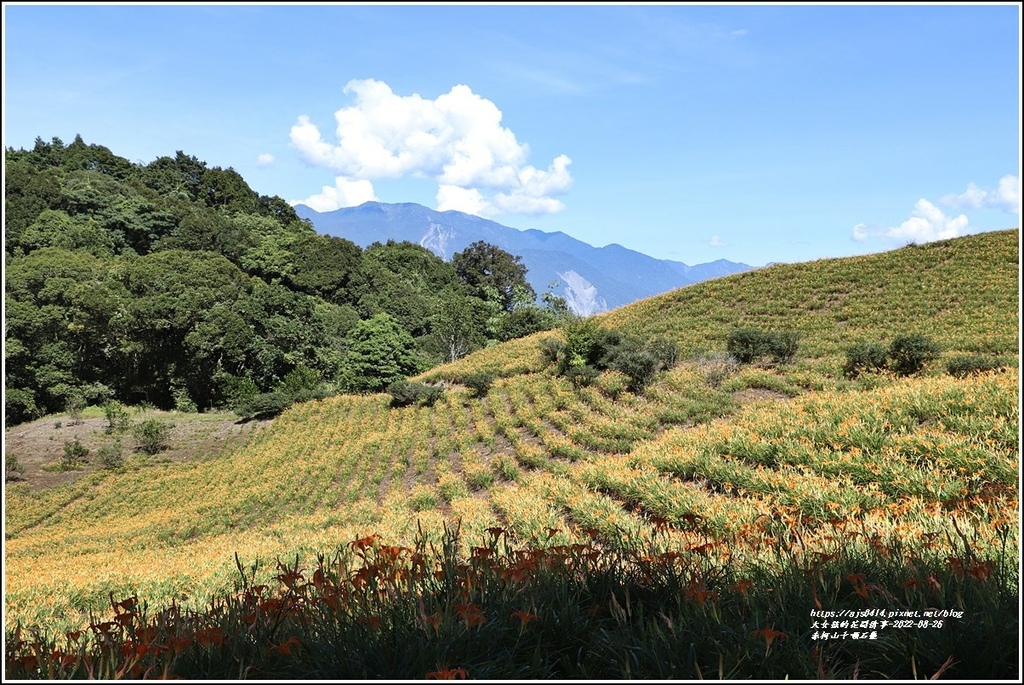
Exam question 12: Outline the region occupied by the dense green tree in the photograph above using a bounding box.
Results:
[121,250,252,407]
[351,241,456,337]
[453,241,536,312]
[4,156,66,254]
[341,313,422,393]
[18,209,115,257]
[4,248,125,422]
[429,287,486,363]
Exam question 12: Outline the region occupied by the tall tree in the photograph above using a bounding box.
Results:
[452,241,536,313]
[341,313,422,393]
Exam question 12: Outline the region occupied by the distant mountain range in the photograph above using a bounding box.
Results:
[293,202,754,315]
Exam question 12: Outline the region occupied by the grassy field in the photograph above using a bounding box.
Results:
[4,228,1019,679]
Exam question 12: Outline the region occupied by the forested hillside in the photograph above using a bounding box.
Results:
[4,136,568,426]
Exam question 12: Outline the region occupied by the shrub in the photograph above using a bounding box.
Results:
[726,328,772,364]
[171,384,198,413]
[60,439,90,470]
[539,336,565,367]
[946,355,1007,378]
[64,393,86,425]
[843,341,890,378]
[5,454,26,482]
[694,351,740,388]
[767,330,801,364]
[888,334,941,376]
[96,441,124,470]
[133,418,174,455]
[234,391,292,420]
[609,347,660,392]
[387,381,444,408]
[727,328,800,365]
[649,336,681,369]
[565,363,600,387]
[103,401,132,433]
[462,372,495,399]
[558,316,604,374]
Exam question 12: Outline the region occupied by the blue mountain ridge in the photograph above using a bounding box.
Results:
[293,202,753,315]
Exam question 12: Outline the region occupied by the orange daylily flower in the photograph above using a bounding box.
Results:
[270,635,301,657]
[752,626,788,651]
[510,610,538,627]
[731,578,754,596]
[426,667,468,679]
[454,603,487,627]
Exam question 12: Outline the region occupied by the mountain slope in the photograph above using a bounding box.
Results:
[4,228,1018,637]
[294,202,752,314]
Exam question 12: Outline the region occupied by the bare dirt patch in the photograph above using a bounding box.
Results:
[4,410,270,492]
[731,388,791,405]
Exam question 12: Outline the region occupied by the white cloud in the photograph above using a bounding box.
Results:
[290,78,572,217]
[256,153,275,168]
[290,177,378,212]
[854,199,970,244]
[941,174,1021,215]
[709,235,729,247]
[436,185,493,216]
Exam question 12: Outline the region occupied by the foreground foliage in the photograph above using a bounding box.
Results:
[5,519,1017,680]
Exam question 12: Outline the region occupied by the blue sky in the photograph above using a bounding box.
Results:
[3,3,1020,266]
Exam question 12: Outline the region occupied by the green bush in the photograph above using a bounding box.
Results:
[843,341,890,378]
[234,391,292,420]
[767,330,801,364]
[558,316,604,374]
[727,328,800,365]
[103,401,132,433]
[565,363,600,387]
[96,441,124,470]
[132,418,174,455]
[64,393,86,425]
[60,439,90,470]
[539,336,565,367]
[649,336,681,369]
[888,334,941,376]
[553,321,679,393]
[5,454,26,482]
[726,328,773,364]
[946,355,1007,378]
[462,372,495,399]
[387,381,444,408]
[609,347,660,392]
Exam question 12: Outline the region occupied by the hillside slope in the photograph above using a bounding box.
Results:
[4,229,1018,635]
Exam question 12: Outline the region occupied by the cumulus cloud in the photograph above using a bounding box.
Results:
[256,153,275,168]
[709,235,729,247]
[940,174,1021,216]
[290,78,572,217]
[293,177,378,212]
[853,198,970,244]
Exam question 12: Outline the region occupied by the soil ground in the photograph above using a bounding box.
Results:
[4,408,270,492]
